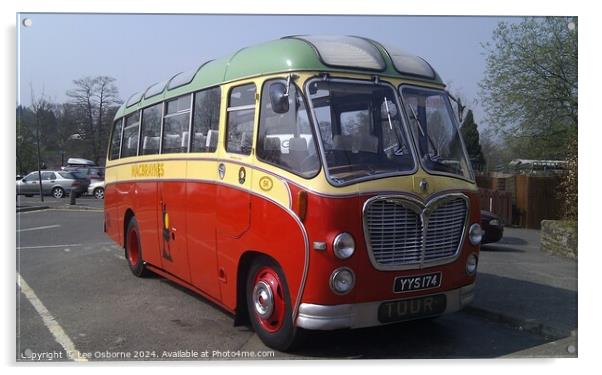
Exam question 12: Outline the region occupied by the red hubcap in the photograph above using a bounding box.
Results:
[127,227,140,266]
[252,267,285,333]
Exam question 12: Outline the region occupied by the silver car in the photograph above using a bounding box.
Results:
[88,179,105,199]
[16,171,90,199]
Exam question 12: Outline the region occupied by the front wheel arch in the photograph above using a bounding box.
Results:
[234,251,267,327]
[237,252,303,351]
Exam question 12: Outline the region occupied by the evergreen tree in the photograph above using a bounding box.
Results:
[460,110,485,171]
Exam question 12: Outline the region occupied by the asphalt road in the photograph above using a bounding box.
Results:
[16,207,564,361]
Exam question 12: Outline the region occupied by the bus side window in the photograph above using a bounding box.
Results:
[226,84,256,155]
[121,111,141,158]
[109,118,123,160]
[162,94,192,154]
[140,103,162,155]
[191,87,221,153]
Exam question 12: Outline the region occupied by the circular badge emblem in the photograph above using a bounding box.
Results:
[238,167,246,184]
[259,176,273,192]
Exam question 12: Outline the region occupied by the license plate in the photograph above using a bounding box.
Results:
[378,294,446,323]
[393,272,442,293]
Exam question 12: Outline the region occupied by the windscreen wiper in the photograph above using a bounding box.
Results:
[407,104,439,157]
[383,97,407,156]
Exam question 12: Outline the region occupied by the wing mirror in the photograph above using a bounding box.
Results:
[269,82,289,114]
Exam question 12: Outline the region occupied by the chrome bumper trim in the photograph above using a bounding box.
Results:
[296,282,475,330]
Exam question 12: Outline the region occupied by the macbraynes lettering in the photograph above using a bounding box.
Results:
[131,163,165,178]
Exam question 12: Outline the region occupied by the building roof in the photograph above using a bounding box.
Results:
[115,35,444,119]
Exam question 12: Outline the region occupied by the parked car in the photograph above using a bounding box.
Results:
[62,165,105,181]
[480,210,504,244]
[88,179,105,199]
[65,157,95,167]
[16,170,90,199]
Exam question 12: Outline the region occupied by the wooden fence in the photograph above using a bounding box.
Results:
[478,189,513,225]
[514,175,562,229]
[476,174,563,229]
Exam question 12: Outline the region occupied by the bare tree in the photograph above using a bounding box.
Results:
[67,76,121,164]
[28,85,52,201]
[16,106,36,175]
[95,76,120,159]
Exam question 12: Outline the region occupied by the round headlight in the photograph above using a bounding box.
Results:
[333,232,355,259]
[329,267,355,295]
[468,223,483,245]
[466,253,478,275]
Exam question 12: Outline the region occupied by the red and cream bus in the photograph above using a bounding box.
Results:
[105,35,482,351]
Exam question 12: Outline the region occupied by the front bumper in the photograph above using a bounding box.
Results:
[296,282,475,330]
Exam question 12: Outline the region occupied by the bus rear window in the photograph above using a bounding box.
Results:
[109,119,123,160]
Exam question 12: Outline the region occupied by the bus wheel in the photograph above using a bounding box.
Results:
[246,257,301,351]
[125,217,150,277]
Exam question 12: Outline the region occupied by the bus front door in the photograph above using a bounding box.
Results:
[157,181,191,282]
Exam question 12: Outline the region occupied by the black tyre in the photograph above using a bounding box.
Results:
[246,256,303,351]
[51,187,65,199]
[125,217,151,277]
[94,187,104,200]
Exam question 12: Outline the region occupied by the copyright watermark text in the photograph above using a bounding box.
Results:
[19,348,275,361]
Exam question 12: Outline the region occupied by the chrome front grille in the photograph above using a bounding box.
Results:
[423,198,467,261]
[363,195,468,269]
[365,200,423,264]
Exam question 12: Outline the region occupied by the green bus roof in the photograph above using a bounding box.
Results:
[115,35,444,119]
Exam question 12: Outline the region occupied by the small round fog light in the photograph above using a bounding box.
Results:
[469,223,483,245]
[329,267,355,295]
[466,253,478,275]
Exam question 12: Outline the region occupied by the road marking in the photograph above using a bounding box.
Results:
[16,209,50,214]
[50,208,104,213]
[16,208,103,214]
[17,242,115,250]
[17,224,61,233]
[17,272,87,362]
[17,244,83,250]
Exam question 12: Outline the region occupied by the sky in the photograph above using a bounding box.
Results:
[17,13,521,131]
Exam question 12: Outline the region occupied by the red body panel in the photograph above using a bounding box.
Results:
[186,182,221,298]
[105,180,307,315]
[158,182,192,282]
[105,179,480,319]
[297,187,480,305]
[135,182,161,266]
